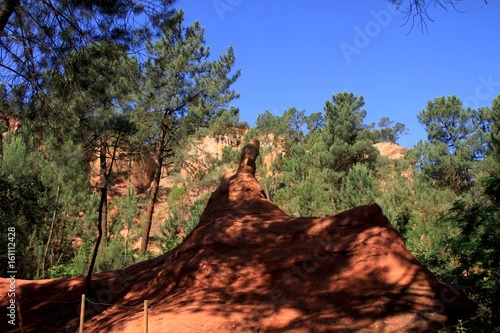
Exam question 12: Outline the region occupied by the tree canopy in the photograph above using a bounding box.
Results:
[320,91,379,177]
[415,95,491,194]
[0,0,177,97]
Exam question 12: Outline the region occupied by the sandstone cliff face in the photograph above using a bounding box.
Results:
[0,139,474,333]
[179,132,286,179]
[179,134,244,179]
[91,133,406,199]
[374,142,407,160]
[89,151,157,196]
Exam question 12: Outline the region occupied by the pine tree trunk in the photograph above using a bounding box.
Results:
[42,180,60,278]
[86,142,107,297]
[101,143,108,242]
[140,152,163,255]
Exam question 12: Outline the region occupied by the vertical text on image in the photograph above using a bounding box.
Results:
[6,226,16,326]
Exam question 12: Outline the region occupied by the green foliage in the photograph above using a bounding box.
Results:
[96,236,138,273]
[0,133,50,278]
[412,172,458,223]
[0,123,99,279]
[159,207,185,253]
[208,106,249,136]
[159,195,209,253]
[40,186,138,279]
[478,94,500,179]
[404,94,500,328]
[222,145,240,165]
[1,0,177,102]
[490,95,500,158]
[168,185,189,206]
[255,110,292,149]
[140,10,240,145]
[319,91,379,183]
[444,178,500,310]
[255,107,320,150]
[297,173,334,217]
[415,95,491,194]
[393,210,412,240]
[405,213,460,280]
[282,144,312,182]
[38,41,140,146]
[49,263,78,278]
[255,110,283,134]
[284,107,307,142]
[298,175,315,216]
[305,112,325,132]
[376,158,415,234]
[68,242,93,276]
[273,143,327,216]
[377,117,394,142]
[38,139,97,273]
[374,117,408,143]
[57,235,139,277]
[338,163,379,211]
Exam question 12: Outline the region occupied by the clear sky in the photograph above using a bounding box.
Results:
[174,1,500,147]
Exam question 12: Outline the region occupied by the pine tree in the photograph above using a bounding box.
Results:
[137,11,240,254]
[0,132,50,278]
[43,41,140,294]
[319,91,378,183]
[208,106,248,136]
[338,163,378,210]
[377,117,394,142]
[415,95,491,195]
[0,0,176,101]
[36,139,96,278]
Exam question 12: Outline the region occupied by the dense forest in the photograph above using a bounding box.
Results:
[0,1,499,331]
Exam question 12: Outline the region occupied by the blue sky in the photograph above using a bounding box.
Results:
[175,1,500,147]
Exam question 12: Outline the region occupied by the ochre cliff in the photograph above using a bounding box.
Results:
[0,139,473,333]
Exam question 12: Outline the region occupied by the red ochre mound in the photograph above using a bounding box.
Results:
[1,139,475,332]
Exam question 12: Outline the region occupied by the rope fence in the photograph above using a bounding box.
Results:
[18,294,151,332]
[78,294,151,333]
[14,293,489,332]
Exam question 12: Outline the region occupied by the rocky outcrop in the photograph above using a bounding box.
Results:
[374,142,407,160]
[0,139,475,333]
[179,132,286,179]
[89,151,157,196]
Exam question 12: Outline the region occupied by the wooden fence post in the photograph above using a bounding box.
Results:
[79,294,85,333]
[144,300,148,333]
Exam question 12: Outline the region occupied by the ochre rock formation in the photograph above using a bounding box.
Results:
[1,139,475,332]
[374,142,407,160]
